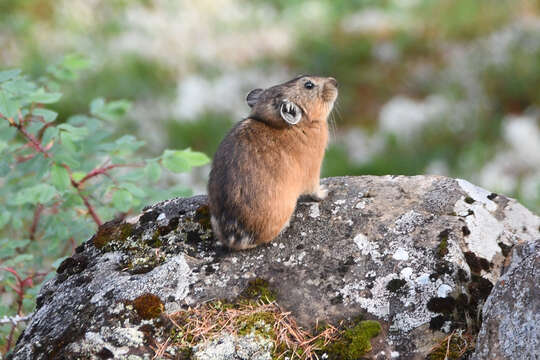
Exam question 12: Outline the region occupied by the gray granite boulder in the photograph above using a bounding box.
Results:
[471,239,539,360]
[8,176,539,359]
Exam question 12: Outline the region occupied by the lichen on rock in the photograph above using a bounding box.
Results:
[7,176,539,360]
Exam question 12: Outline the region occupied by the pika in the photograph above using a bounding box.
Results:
[208,75,338,250]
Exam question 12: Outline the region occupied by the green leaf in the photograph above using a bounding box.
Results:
[12,215,23,230]
[0,69,21,83]
[35,184,58,203]
[2,78,36,96]
[0,123,16,141]
[58,123,88,141]
[90,98,105,115]
[90,97,131,121]
[41,127,59,146]
[121,182,146,198]
[0,91,20,119]
[112,189,133,212]
[62,192,83,207]
[0,239,30,259]
[0,140,7,153]
[162,149,210,172]
[111,135,144,155]
[0,159,10,176]
[16,154,50,180]
[47,54,91,81]
[33,108,58,123]
[54,149,80,168]
[60,131,77,152]
[72,171,86,182]
[5,254,34,266]
[12,184,57,205]
[30,88,62,104]
[68,115,102,133]
[50,164,71,190]
[144,161,161,182]
[177,148,210,166]
[63,54,90,71]
[162,149,191,173]
[0,211,10,229]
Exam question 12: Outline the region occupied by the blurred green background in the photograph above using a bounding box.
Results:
[1,0,539,212]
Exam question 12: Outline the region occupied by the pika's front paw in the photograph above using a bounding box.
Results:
[311,184,328,202]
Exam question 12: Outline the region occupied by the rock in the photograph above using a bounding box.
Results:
[471,239,540,360]
[192,334,273,360]
[8,176,539,360]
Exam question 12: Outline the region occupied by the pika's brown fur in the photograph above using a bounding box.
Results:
[208,75,338,250]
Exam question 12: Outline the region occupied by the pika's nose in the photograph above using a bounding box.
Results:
[327,77,338,88]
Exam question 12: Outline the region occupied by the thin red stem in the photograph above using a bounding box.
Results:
[76,187,102,226]
[78,163,141,185]
[1,268,24,352]
[5,294,23,352]
[29,204,44,241]
[0,112,50,158]
[58,164,103,226]
[37,121,56,140]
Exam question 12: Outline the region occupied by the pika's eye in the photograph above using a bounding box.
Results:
[304,81,314,90]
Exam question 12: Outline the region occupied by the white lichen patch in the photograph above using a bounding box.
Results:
[346,231,463,333]
[355,200,366,209]
[441,321,452,333]
[156,212,167,223]
[502,202,540,243]
[353,234,382,261]
[192,333,273,360]
[454,177,539,263]
[90,253,195,313]
[111,327,145,347]
[389,271,457,332]
[455,198,504,261]
[445,233,471,276]
[400,267,413,279]
[309,203,320,218]
[69,329,136,358]
[392,248,409,261]
[415,273,430,285]
[339,274,391,319]
[437,284,453,297]
[393,210,425,235]
[456,179,497,211]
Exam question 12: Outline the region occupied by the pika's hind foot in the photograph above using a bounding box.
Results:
[308,184,328,202]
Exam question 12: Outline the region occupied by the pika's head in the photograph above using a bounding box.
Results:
[246,75,338,128]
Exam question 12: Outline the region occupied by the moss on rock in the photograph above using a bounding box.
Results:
[386,278,407,293]
[93,219,134,249]
[237,311,276,338]
[437,229,450,258]
[241,278,277,304]
[132,293,164,320]
[324,320,381,359]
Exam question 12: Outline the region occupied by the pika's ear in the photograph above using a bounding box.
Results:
[280,100,302,125]
[246,88,263,108]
